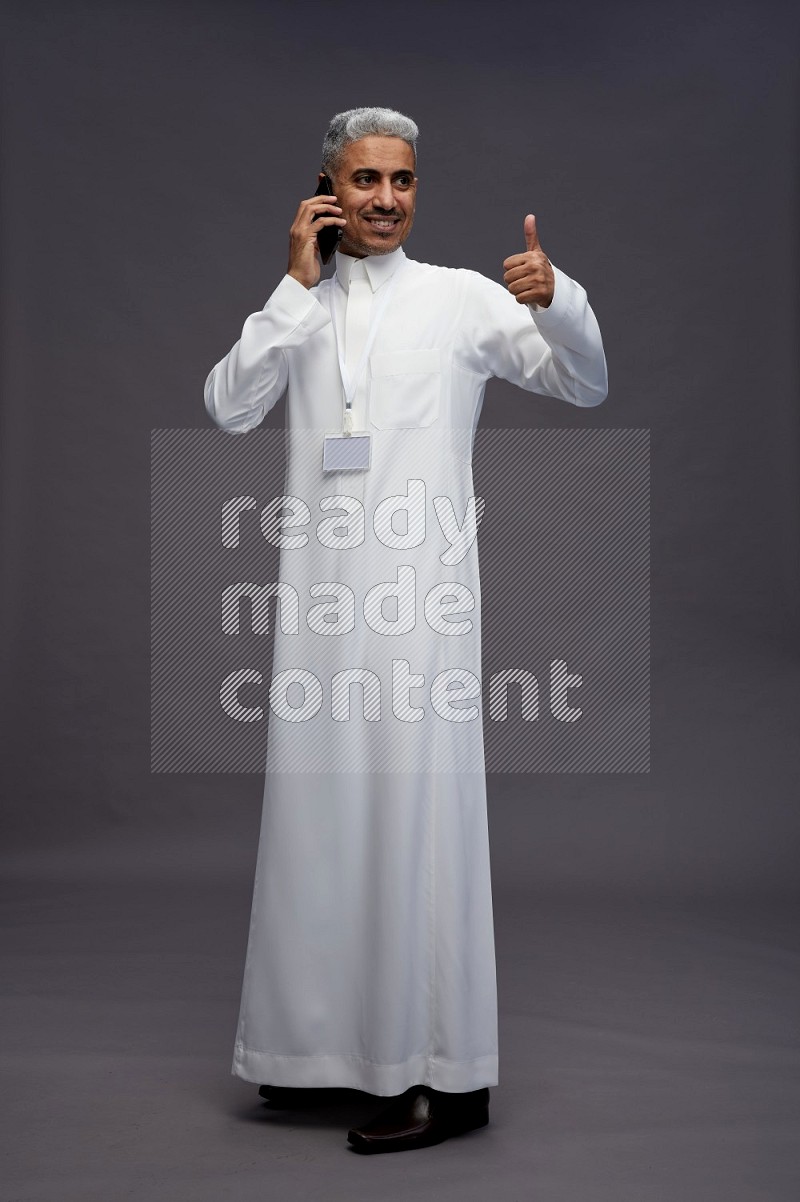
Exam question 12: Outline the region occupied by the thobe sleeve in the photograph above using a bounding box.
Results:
[455,263,608,407]
[204,275,331,433]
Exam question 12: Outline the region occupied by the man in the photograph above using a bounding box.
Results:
[204,106,607,1154]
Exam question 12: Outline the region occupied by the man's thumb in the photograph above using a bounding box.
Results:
[524,213,540,252]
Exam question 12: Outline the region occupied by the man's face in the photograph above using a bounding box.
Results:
[329,135,417,258]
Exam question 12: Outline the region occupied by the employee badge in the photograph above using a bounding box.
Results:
[322,429,372,472]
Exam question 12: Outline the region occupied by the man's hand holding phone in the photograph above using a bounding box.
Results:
[287,175,346,289]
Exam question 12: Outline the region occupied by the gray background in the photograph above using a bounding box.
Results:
[1,0,798,1198]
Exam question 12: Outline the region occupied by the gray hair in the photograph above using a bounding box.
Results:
[321,107,419,178]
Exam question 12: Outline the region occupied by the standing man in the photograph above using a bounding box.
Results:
[204,107,607,1154]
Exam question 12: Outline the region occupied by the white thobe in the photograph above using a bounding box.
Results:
[204,245,607,1095]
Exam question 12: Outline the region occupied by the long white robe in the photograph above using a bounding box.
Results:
[204,246,607,1095]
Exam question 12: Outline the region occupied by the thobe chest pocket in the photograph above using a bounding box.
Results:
[368,348,441,428]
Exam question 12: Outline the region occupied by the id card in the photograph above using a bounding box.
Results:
[322,431,372,472]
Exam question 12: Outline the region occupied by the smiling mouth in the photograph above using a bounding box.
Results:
[363,216,401,231]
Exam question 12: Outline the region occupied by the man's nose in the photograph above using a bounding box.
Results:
[374,179,396,210]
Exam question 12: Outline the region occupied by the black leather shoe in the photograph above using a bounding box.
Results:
[347,1085,489,1153]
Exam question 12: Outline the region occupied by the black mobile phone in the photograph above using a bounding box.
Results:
[313,174,342,265]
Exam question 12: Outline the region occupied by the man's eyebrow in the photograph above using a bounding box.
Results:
[348,167,415,178]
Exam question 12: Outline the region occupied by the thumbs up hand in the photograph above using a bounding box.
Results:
[503,214,555,308]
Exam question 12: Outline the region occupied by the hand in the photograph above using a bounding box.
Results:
[287,179,347,289]
[502,214,554,308]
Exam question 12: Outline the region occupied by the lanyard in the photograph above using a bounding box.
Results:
[328,261,406,433]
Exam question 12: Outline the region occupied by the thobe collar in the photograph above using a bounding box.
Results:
[334,245,407,294]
